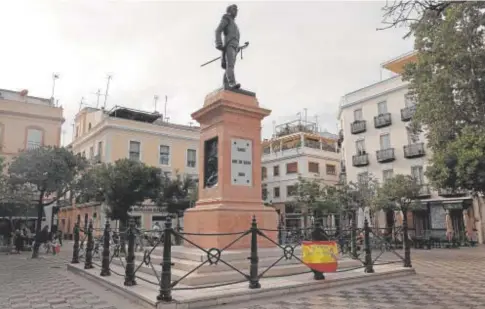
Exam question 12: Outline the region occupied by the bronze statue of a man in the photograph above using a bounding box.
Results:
[215,4,241,90]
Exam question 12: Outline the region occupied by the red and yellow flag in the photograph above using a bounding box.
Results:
[302,241,338,272]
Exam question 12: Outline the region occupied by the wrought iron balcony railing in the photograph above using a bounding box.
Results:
[374,113,392,128]
[352,153,369,167]
[404,143,425,158]
[351,120,366,134]
[376,148,395,163]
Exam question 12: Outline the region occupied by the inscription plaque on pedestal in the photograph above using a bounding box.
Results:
[231,138,252,186]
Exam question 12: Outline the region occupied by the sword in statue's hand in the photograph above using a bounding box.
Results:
[200,42,249,67]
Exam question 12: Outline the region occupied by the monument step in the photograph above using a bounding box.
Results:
[110,257,362,287]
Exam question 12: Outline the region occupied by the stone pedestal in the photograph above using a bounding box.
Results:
[183,89,278,249]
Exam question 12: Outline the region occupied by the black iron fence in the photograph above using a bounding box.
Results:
[70,215,416,304]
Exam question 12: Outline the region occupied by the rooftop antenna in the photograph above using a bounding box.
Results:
[154,95,159,113]
[315,115,319,132]
[272,120,276,137]
[188,121,193,127]
[94,89,102,108]
[51,73,59,106]
[78,97,85,112]
[103,74,112,109]
[304,108,308,123]
[164,95,168,122]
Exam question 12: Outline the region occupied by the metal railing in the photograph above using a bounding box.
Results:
[69,215,417,303]
[374,113,392,128]
[350,120,366,134]
[376,148,395,163]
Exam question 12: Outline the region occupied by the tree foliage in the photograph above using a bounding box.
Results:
[156,174,197,214]
[381,1,485,194]
[373,174,422,212]
[92,159,162,224]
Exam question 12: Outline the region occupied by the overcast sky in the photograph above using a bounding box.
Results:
[1,1,412,145]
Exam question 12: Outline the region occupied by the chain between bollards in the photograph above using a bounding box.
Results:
[100,220,111,276]
[248,215,261,289]
[124,218,137,286]
[84,220,94,269]
[158,216,173,302]
[71,216,81,264]
[363,218,374,273]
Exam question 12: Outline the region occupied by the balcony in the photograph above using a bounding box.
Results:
[352,153,369,167]
[374,113,392,128]
[404,143,425,158]
[351,120,366,134]
[376,148,395,163]
[401,105,416,122]
[418,184,431,198]
[438,188,468,197]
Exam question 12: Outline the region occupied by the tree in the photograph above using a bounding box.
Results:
[8,147,88,257]
[94,159,162,227]
[156,174,197,214]
[380,2,485,194]
[373,174,421,267]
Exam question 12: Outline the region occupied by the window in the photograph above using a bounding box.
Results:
[286,162,298,174]
[262,186,268,200]
[308,162,319,174]
[159,145,170,165]
[357,172,368,184]
[97,141,103,158]
[262,167,267,179]
[405,94,415,107]
[287,185,297,196]
[273,165,280,177]
[26,129,43,149]
[407,127,420,144]
[326,164,336,175]
[355,139,365,154]
[383,169,394,182]
[273,187,280,198]
[75,126,79,138]
[411,166,424,184]
[129,141,141,161]
[377,101,388,115]
[89,146,94,158]
[88,123,92,131]
[353,109,363,121]
[186,149,196,168]
[380,133,391,149]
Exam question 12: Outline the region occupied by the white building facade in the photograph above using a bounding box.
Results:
[338,52,484,243]
[261,120,341,229]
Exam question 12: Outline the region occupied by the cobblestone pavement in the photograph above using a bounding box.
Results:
[0,251,144,309]
[221,247,485,309]
[2,246,485,309]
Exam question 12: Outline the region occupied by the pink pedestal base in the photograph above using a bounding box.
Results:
[183,204,278,249]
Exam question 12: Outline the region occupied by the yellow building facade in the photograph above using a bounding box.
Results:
[0,88,63,163]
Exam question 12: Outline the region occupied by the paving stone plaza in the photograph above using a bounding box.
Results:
[1,247,484,309]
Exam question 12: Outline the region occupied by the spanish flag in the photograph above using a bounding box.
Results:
[302,241,338,273]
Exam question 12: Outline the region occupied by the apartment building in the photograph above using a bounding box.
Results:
[338,52,484,243]
[0,88,63,163]
[261,119,341,229]
[58,105,200,236]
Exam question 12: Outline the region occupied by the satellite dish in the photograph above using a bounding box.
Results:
[20,89,28,96]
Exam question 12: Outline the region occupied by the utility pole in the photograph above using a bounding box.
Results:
[164,95,168,121]
[103,75,112,109]
[51,73,59,106]
[154,95,159,112]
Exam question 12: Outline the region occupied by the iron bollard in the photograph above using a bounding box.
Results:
[310,222,326,280]
[402,211,412,268]
[350,218,358,259]
[71,217,80,264]
[100,220,111,276]
[84,220,94,269]
[124,218,137,286]
[84,214,89,231]
[363,218,374,273]
[157,216,173,302]
[248,215,261,289]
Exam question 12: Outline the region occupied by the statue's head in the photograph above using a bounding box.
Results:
[227,4,238,18]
